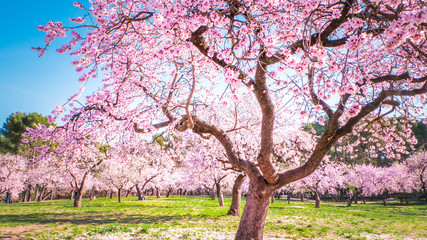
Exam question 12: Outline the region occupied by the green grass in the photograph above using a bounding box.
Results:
[0,196,425,239]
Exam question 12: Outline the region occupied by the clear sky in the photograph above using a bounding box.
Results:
[1,1,425,127]
[0,1,93,125]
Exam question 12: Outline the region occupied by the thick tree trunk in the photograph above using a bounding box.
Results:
[73,189,83,207]
[118,188,121,203]
[300,191,304,202]
[235,182,272,240]
[228,174,246,216]
[109,191,113,199]
[314,191,321,208]
[287,194,291,204]
[166,188,172,197]
[216,183,224,207]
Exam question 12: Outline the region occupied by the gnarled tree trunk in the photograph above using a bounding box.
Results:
[73,189,83,207]
[228,174,246,216]
[235,181,273,240]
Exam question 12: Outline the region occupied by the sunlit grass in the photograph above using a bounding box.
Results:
[0,196,425,239]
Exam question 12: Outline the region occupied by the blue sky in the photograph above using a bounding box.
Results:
[0,1,92,125]
[1,1,425,127]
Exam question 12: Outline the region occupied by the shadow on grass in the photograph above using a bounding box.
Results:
[0,212,183,226]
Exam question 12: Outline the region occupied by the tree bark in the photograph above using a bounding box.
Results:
[287,194,291,204]
[25,186,32,202]
[37,186,45,202]
[271,195,275,203]
[314,191,321,208]
[136,184,143,199]
[235,182,272,240]
[32,185,39,202]
[228,174,246,216]
[216,183,224,207]
[347,192,353,207]
[300,191,304,202]
[73,189,83,207]
[209,184,216,200]
[118,188,122,203]
[50,188,55,201]
[156,187,161,199]
[166,188,172,197]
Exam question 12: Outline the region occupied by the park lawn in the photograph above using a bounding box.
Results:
[0,196,425,239]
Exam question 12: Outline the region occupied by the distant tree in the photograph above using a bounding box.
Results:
[407,152,427,202]
[300,161,346,208]
[0,112,50,156]
[34,0,427,238]
[0,154,26,203]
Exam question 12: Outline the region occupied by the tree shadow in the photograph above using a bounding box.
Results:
[0,212,184,226]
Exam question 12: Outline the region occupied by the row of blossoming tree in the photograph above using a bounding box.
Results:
[1,148,426,208]
[23,0,427,239]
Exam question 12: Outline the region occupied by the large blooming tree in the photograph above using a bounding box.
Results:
[35,0,427,239]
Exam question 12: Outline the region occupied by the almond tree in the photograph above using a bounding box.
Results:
[407,151,427,201]
[27,124,108,207]
[99,159,131,203]
[182,136,235,207]
[300,161,346,208]
[0,154,26,203]
[35,1,427,239]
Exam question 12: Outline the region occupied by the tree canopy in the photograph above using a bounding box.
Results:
[32,1,427,239]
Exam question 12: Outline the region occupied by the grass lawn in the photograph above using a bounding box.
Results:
[0,196,425,239]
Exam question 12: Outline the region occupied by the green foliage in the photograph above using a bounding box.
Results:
[153,133,174,149]
[412,120,427,151]
[0,112,50,155]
